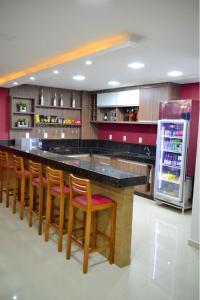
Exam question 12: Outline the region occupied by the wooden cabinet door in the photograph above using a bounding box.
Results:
[113,158,148,192]
[138,84,180,121]
[92,154,111,165]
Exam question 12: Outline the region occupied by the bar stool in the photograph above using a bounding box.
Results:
[45,166,70,252]
[13,155,30,220]
[0,151,14,207]
[66,174,117,273]
[29,160,47,235]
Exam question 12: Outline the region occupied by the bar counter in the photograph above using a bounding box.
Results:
[0,144,147,267]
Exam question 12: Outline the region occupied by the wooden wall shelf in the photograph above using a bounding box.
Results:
[35,105,82,110]
[13,112,35,115]
[11,127,34,130]
[90,121,158,125]
[35,123,81,127]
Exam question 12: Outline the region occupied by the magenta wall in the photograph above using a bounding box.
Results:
[0,88,9,140]
[99,123,157,145]
[180,83,199,176]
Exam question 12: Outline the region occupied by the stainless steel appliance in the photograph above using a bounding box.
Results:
[15,138,42,151]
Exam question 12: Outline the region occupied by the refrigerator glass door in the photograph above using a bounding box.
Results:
[154,119,188,203]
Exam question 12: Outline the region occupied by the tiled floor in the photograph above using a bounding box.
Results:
[0,195,199,300]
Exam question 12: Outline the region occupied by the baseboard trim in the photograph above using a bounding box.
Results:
[188,239,200,249]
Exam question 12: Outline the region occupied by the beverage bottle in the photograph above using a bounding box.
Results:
[40,88,44,106]
[53,92,57,106]
[164,154,167,165]
[169,154,171,166]
[167,154,169,166]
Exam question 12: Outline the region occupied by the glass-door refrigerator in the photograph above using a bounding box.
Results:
[154,119,192,212]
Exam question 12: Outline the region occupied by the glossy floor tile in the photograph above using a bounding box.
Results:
[0,195,199,300]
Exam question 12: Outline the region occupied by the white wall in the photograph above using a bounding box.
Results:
[189,116,200,246]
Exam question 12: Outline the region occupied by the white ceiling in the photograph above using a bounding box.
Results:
[0,0,199,90]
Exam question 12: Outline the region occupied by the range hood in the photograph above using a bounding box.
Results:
[97,89,139,107]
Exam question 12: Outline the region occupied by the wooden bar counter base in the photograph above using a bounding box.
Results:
[0,144,146,268]
[91,181,134,267]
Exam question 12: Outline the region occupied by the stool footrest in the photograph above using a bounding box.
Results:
[71,237,85,249]
[96,230,111,241]
[89,244,111,254]
[72,226,84,233]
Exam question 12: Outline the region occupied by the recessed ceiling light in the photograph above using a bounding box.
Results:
[128,62,145,69]
[168,71,183,77]
[85,60,92,65]
[53,70,59,74]
[30,76,35,81]
[12,296,18,300]
[13,82,18,85]
[73,75,86,81]
[108,81,120,86]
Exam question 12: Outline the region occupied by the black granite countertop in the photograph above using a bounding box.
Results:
[47,147,156,165]
[0,145,147,188]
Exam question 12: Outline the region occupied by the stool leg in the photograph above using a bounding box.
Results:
[83,211,92,274]
[66,203,74,259]
[13,175,18,214]
[38,186,44,235]
[0,167,3,203]
[20,177,25,220]
[45,191,51,242]
[92,211,97,250]
[58,195,65,252]
[109,204,117,264]
[29,182,34,227]
[6,168,10,208]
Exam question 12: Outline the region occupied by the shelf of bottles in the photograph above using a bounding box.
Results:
[158,122,185,200]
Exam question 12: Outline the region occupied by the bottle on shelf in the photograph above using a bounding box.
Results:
[59,94,64,107]
[103,113,108,121]
[53,92,57,106]
[72,98,76,108]
[40,88,44,106]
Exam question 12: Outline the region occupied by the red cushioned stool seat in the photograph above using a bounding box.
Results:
[51,185,70,194]
[73,194,113,208]
[32,176,47,186]
[17,170,30,178]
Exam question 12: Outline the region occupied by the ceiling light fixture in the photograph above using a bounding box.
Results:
[128,62,145,69]
[0,33,133,85]
[85,60,92,65]
[13,82,18,85]
[30,76,35,80]
[73,75,86,81]
[53,70,59,74]
[168,71,183,77]
[108,81,120,86]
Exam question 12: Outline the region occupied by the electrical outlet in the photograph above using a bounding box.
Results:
[109,134,112,140]
[138,137,142,143]
[123,135,127,142]
[25,132,30,139]
[61,132,65,139]
[44,132,48,139]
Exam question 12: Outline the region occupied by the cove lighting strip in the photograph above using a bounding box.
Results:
[0,33,132,85]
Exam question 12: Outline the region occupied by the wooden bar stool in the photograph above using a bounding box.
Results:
[13,155,30,220]
[45,166,70,252]
[0,151,14,207]
[29,160,47,235]
[66,174,117,273]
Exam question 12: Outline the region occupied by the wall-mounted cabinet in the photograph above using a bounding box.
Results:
[97,89,139,107]
[92,83,180,124]
[138,83,180,121]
